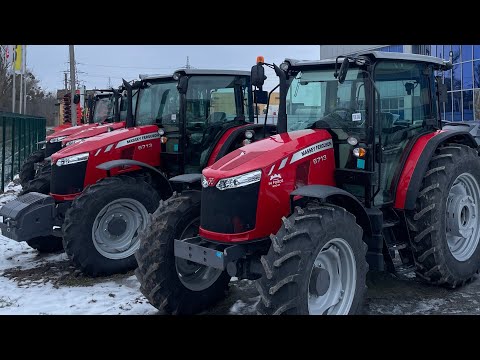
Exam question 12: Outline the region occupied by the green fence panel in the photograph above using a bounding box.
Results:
[0,112,46,192]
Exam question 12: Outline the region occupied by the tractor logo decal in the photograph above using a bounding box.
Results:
[268,173,284,188]
[115,132,161,149]
[207,177,216,186]
[268,156,289,175]
[290,139,333,164]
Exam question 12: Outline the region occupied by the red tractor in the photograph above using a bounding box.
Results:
[0,69,275,276]
[19,88,126,190]
[135,51,480,315]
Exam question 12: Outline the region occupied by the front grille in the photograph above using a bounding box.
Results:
[201,182,259,234]
[45,142,62,157]
[51,161,87,195]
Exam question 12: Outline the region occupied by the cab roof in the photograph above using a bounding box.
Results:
[286,51,448,69]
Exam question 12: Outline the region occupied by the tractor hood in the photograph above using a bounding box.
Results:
[46,123,98,141]
[60,121,126,146]
[203,129,333,180]
[51,125,160,161]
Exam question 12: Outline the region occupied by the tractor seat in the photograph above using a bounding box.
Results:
[207,112,227,123]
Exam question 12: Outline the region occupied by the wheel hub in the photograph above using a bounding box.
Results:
[446,172,480,261]
[309,267,330,297]
[447,194,476,238]
[107,216,127,237]
[308,240,356,315]
[92,198,149,260]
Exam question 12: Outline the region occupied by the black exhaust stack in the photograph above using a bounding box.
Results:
[112,88,120,122]
[87,95,94,124]
[122,79,134,128]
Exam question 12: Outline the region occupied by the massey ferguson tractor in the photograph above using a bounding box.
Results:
[19,89,125,190]
[135,51,480,315]
[0,69,275,276]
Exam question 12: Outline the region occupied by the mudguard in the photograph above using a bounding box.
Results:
[290,184,372,236]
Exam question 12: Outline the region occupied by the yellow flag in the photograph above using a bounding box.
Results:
[13,45,23,73]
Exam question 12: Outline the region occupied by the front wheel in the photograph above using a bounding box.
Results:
[19,149,45,189]
[256,203,368,315]
[135,192,230,315]
[63,176,160,277]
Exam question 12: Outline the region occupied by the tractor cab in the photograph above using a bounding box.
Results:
[254,52,453,208]
[135,69,254,177]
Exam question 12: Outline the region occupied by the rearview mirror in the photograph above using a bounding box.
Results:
[338,58,350,84]
[251,64,266,88]
[436,76,448,103]
[73,94,80,104]
[254,90,268,104]
[177,76,188,94]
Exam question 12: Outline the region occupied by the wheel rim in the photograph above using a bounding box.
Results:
[307,238,357,315]
[175,217,223,292]
[446,172,480,261]
[92,198,149,260]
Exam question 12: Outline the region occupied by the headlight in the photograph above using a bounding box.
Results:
[56,152,89,167]
[201,175,209,188]
[65,138,85,147]
[216,170,261,191]
[158,128,165,136]
[50,136,67,143]
[244,130,254,139]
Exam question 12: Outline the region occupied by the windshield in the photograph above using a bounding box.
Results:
[135,81,179,126]
[286,67,366,132]
[93,96,115,123]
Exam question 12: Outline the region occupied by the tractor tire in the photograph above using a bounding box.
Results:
[20,163,51,195]
[19,150,45,189]
[135,192,230,315]
[406,144,480,288]
[63,176,160,277]
[27,236,64,253]
[256,203,368,315]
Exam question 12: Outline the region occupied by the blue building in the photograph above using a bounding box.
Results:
[320,45,480,122]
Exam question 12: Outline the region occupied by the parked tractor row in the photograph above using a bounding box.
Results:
[2,50,480,315]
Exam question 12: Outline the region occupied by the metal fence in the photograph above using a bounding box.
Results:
[0,112,46,191]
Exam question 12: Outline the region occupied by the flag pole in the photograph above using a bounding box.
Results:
[23,45,27,114]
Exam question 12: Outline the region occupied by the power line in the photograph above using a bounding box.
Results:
[76,62,185,70]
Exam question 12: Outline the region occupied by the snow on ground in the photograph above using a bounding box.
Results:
[0,238,158,315]
[2,178,480,315]
[0,178,21,207]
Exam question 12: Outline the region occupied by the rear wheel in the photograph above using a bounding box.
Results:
[135,192,230,315]
[63,176,160,277]
[407,144,480,287]
[27,236,63,253]
[20,164,51,195]
[256,203,368,315]
[19,150,45,189]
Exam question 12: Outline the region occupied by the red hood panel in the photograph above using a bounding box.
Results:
[51,125,159,160]
[204,129,332,178]
[61,122,126,145]
[46,123,97,140]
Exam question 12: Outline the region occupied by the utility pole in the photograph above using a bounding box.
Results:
[186,56,191,69]
[69,45,77,126]
[64,72,68,89]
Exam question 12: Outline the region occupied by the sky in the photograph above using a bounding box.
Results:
[26,45,321,94]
